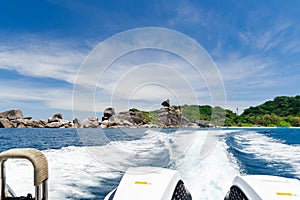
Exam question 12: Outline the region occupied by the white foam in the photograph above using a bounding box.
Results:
[6,146,119,199]
[173,130,239,200]
[5,129,239,199]
[233,131,300,178]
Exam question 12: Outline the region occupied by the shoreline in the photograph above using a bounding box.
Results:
[1,102,299,128]
[1,126,299,129]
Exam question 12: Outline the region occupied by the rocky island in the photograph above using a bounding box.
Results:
[0,99,211,128]
[1,95,299,128]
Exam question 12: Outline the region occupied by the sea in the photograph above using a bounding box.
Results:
[0,128,299,199]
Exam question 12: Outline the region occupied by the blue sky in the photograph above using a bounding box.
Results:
[0,0,299,120]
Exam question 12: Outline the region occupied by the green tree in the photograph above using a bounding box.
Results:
[239,95,300,127]
[289,116,300,127]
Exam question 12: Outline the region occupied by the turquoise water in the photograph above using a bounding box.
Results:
[0,128,299,199]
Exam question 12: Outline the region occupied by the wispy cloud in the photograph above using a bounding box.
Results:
[282,38,300,55]
[0,37,90,118]
[218,53,273,82]
[1,1,299,119]
[75,54,214,113]
[239,22,292,54]
[0,40,85,84]
[167,2,205,26]
[73,27,227,113]
[0,78,72,104]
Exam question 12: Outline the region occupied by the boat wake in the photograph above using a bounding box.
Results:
[227,130,300,179]
[5,129,239,199]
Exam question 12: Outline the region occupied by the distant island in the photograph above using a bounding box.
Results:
[234,95,300,127]
[0,96,299,128]
[179,95,299,127]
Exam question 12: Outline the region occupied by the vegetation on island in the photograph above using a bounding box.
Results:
[180,105,235,127]
[127,96,300,127]
[1,95,299,128]
[177,95,300,127]
[238,96,300,127]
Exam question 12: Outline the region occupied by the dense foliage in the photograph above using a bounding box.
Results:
[176,96,300,127]
[130,96,300,127]
[238,96,300,127]
[180,104,237,126]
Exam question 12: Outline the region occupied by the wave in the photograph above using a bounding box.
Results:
[174,130,239,200]
[5,129,239,199]
[228,130,300,178]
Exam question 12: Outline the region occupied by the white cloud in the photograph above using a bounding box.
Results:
[172,3,203,25]
[283,40,300,55]
[1,31,218,116]
[167,2,216,28]
[0,37,94,119]
[217,53,272,83]
[0,41,85,83]
[105,63,200,108]
[74,58,213,114]
[2,28,294,117]
[238,20,293,54]
[0,79,70,104]
[73,28,227,113]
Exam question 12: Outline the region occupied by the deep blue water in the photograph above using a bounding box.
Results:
[0,128,299,199]
[225,128,300,179]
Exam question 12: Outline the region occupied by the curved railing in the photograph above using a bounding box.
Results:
[0,148,48,200]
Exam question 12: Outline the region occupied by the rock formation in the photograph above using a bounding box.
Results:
[0,118,14,128]
[48,113,63,123]
[118,109,147,126]
[82,116,100,128]
[45,113,72,128]
[73,118,82,128]
[0,109,24,120]
[14,119,47,128]
[157,101,189,127]
[195,120,212,128]
[0,100,211,128]
[161,99,170,107]
[0,109,48,128]
[101,107,119,128]
[102,108,115,120]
